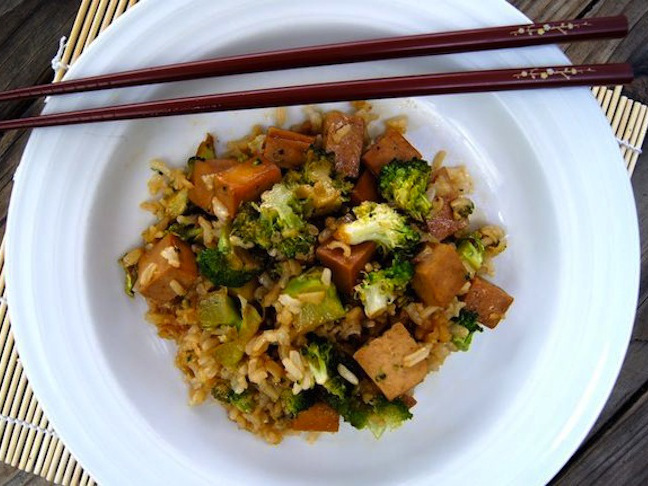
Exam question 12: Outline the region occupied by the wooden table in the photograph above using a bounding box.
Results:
[0,0,646,484]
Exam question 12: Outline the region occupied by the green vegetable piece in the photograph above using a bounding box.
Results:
[229,390,255,413]
[281,389,317,418]
[196,134,216,160]
[322,376,347,399]
[197,224,263,288]
[378,159,432,221]
[122,264,137,298]
[451,309,483,352]
[211,383,255,413]
[238,301,263,343]
[197,289,241,330]
[355,257,414,318]
[167,222,202,242]
[211,299,263,368]
[213,342,245,368]
[335,202,420,255]
[166,189,188,219]
[456,234,486,272]
[284,268,345,332]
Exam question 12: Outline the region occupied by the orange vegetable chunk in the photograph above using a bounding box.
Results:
[189,159,239,212]
[213,159,282,216]
[291,402,340,432]
[263,127,315,169]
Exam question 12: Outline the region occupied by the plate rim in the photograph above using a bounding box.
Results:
[5,0,640,484]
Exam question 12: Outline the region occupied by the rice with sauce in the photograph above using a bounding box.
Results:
[120,103,513,444]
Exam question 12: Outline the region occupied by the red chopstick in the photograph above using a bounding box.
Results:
[0,63,633,131]
[0,15,628,103]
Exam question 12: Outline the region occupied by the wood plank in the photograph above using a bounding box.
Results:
[553,376,648,485]
[563,0,648,104]
[548,125,648,483]
[0,0,78,121]
[510,0,648,105]
[509,0,595,21]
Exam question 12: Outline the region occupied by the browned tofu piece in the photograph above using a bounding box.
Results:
[350,169,380,206]
[362,129,421,176]
[136,234,198,303]
[400,395,417,409]
[262,127,315,169]
[316,240,377,295]
[426,200,468,241]
[213,159,282,216]
[412,243,467,307]
[354,323,428,401]
[463,277,514,329]
[322,112,365,178]
[291,402,340,432]
[189,159,239,212]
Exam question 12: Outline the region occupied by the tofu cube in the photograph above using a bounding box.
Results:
[426,200,468,241]
[188,159,239,212]
[350,169,380,206]
[263,127,315,169]
[136,234,198,302]
[361,129,421,176]
[463,277,514,328]
[322,112,365,178]
[213,159,282,216]
[412,243,468,307]
[354,323,428,400]
[316,240,377,295]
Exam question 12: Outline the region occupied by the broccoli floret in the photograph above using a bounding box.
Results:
[323,375,348,399]
[281,389,317,417]
[287,150,353,216]
[451,309,483,351]
[301,339,335,385]
[456,233,486,272]
[232,184,316,259]
[211,384,255,413]
[366,396,413,438]
[197,224,263,288]
[334,202,420,255]
[378,159,432,221]
[355,258,414,318]
[300,336,351,398]
[324,393,412,437]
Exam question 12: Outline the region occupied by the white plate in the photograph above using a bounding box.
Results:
[6,0,639,484]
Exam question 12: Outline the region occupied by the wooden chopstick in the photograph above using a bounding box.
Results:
[0,15,628,103]
[0,63,633,131]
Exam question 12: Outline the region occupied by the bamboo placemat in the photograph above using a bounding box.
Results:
[0,1,645,484]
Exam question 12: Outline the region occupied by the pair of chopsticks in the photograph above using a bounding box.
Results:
[0,15,633,131]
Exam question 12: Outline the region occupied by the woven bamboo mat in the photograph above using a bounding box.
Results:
[0,0,645,484]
